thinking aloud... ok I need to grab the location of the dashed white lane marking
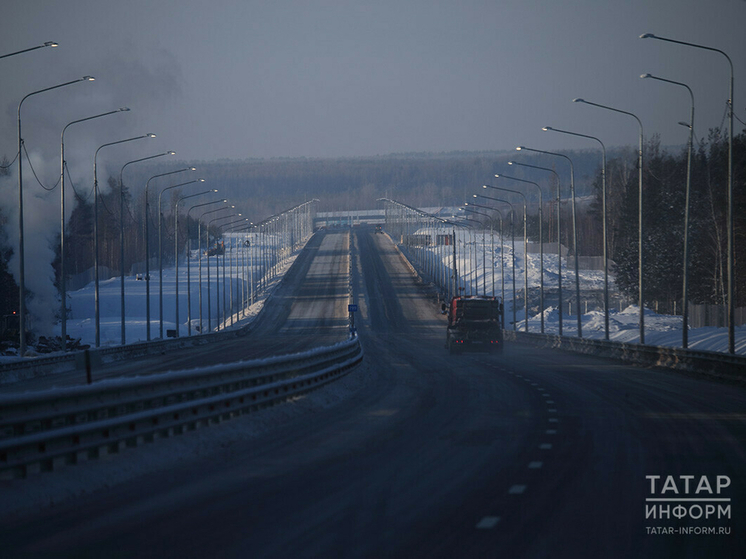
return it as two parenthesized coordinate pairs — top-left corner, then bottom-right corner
(539, 443), (553, 449)
(542, 393), (551, 397)
(546, 429), (557, 434)
(528, 461), (543, 469)
(546, 400), (555, 404)
(548, 418), (559, 423)
(508, 485), (527, 494)
(548, 408), (557, 413)
(476, 516), (501, 529)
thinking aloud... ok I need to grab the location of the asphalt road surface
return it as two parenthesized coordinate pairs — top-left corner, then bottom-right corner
(1, 226), (744, 558)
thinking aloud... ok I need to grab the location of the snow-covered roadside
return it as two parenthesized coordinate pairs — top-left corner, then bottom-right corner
(407, 227), (746, 355)
(522, 305), (746, 354)
(1, 233), (304, 363)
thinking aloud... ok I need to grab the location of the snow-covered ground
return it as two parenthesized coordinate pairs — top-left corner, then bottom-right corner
(407, 227), (746, 354)
(2, 232), (299, 361)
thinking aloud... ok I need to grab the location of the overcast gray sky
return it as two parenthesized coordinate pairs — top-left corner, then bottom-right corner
(2, 0), (745, 169)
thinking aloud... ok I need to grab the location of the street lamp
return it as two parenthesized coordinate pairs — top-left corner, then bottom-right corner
(198, 204), (231, 333)
(462, 206), (492, 297)
(59, 107), (129, 350)
(218, 218), (249, 327)
(467, 201), (505, 313)
(641, 32), (735, 353)
(455, 212), (479, 296)
(475, 193), (518, 330)
(207, 213), (239, 330)
(93, 132), (156, 347)
(495, 173), (546, 333)
(640, 73), (695, 349)
(158, 178), (204, 338)
(508, 160), (564, 336)
(186, 199), (224, 335)
(485, 184), (529, 332)
(572, 99), (643, 343)
(542, 126), (609, 340)
(144, 167), (196, 340)
(517, 146), (582, 337)
(459, 208), (483, 295)
(173, 189), (215, 337)
(230, 223), (257, 318)
(0, 41), (58, 59)
(119, 151), (175, 345)
(17, 75), (95, 355)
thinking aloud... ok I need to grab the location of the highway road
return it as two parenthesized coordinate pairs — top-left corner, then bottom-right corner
(1, 226), (744, 558)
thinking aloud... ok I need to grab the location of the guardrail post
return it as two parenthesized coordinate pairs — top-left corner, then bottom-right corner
(85, 350), (92, 385)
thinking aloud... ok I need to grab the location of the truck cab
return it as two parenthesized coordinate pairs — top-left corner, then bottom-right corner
(446, 296), (504, 354)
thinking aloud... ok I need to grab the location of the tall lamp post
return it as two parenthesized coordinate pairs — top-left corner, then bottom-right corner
(572, 100), (643, 343)
(495, 174), (546, 333)
(173, 189), (215, 337)
(217, 218), (249, 327)
(467, 201), (505, 308)
(462, 207), (492, 297)
(59, 106), (129, 351)
(640, 73), (695, 349)
(144, 167), (197, 340)
(484, 184), (529, 332)
(454, 213), (480, 296)
(475, 194), (518, 330)
(508, 160), (564, 336)
(186, 199), (224, 335)
(17, 75), (95, 355)
(198, 205), (231, 333)
(119, 151), (175, 345)
(93, 133), (156, 347)
(542, 126), (609, 340)
(207, 213), (239, 331)
(1, 41), (57, 59)
(517, 146), (582, 337)
(157, 178), (204, 338)
(640, 33), (735, 354)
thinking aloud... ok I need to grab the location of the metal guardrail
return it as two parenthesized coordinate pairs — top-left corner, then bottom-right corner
(0, 322), (247, 384)
(504, 330), (746, 380)
(0, 336), (363, 479)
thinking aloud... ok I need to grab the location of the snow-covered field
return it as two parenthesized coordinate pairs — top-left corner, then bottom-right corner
(2, 232), (296, 360)
(407, 228), (746, 354)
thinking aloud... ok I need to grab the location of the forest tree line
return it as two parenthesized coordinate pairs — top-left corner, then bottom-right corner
(1, 132), (743, 320)
(513, 129), (745, 308)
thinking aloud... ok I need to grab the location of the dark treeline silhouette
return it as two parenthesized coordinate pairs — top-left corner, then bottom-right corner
(2, 136), (742, 320)
(588, 128), (745, 307)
